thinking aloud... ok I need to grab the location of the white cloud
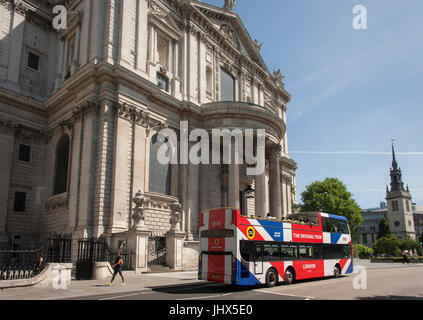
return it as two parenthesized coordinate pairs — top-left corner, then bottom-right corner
(290, 151), (423, 155)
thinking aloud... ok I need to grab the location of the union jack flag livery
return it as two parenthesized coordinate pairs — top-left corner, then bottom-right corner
(199, 208), (353, 287)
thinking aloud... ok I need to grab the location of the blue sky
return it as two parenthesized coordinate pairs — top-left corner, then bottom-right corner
(203, 0), (423, 209)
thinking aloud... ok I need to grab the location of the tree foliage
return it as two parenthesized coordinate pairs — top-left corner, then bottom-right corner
(300, 178), (362, 240)
(377, 216), (391, 239)
(352, 244), (374, 259)
(373, 236), (401, 256)
(399, 238), (421, 254)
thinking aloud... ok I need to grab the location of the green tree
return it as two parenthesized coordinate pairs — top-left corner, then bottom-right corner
(377, 216), (391, 239)
(399, 238), (420, 253)
(300, 178), (362, 241)
(373, 236), (401, 256)
(352, 244), (374, 259)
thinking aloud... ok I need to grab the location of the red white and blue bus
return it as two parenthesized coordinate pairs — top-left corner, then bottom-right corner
(198, 208), (353, 287)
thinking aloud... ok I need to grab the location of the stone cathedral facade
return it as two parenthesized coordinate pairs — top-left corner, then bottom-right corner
(0, 0), (297, 269)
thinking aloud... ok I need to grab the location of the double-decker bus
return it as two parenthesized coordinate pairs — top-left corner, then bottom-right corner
(198, 208), (353, 287)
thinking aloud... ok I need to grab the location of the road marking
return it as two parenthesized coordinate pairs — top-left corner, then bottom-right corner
(177, 293), (233, 300)
(98, 291), (152, 300)
(97, 283), (215, 300)
(255, 289), (315, 300)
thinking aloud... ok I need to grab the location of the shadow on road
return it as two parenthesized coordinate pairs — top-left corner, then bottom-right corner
(148, 282), (256, 295)
(147, 275), (347, 295)
(357, 295), (423, 300)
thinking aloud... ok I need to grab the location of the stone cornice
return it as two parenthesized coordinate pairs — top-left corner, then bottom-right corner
(115, 101), (172, 136)
(1, 0), (53, 22)
(50, 99), (100, 133)
(0, 117), (51, 143)
(0, 118), (19, 135)
(280, 155), (298, 170)
(142, 191), (179, 211)
(15, 125), (50, 143)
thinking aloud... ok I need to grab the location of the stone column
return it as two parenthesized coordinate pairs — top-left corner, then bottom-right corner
(268, 145), (282, 219)
(255, 174), (266, 217)
(184, 141), (195, 241)
(62, 39), (68, 80)
(166, 200), (186, 270)
(287, 181), (292, 217)
(221, 165), (228, 207)
(199, 164), (210, 211)
(227, 142), (240, 209)
(7, 9), (25, 88)
(55, 39), (65, 90)
(280, 178), (287, 218)
(71, 22), (81, 74)
(0, 121), (18, 241)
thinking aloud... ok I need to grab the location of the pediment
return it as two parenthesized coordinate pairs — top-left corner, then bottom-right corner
(192, 1), (269, 72)
(148, 0), (181, 38)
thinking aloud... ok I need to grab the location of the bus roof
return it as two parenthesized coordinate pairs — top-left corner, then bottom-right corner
(323, 213), (348, 222)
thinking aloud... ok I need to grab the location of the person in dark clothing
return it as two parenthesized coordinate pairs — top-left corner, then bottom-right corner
(402, 250), (409, 264)
(35, 253), (43, 274)
(107, 251), (125, 286)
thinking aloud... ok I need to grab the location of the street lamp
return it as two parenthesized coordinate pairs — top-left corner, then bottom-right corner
(243, 185), (255, 199)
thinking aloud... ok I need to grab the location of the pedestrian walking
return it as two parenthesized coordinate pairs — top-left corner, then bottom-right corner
(107, 251), (125, 286)
(402, 250), (409, 264)
(35, 252), (43, 274)
(413, 250), (419, 264)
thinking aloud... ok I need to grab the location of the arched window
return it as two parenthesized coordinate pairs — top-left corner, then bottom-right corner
(149, 133), (170, 195)
(220, 68), (235, 101)
(53, 134), (70, 195)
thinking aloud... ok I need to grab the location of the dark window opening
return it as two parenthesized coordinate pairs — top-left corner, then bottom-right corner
(392, 200), (399, 212)
(53, 135), (70, 195)
(156, 73), (169, 92)
(220, 68), (235, 101)
(13, 192), (27, 212)
(27, 52), (40, 70)
(149, 133), (170, 195)
(322, 244), (351, 259)
(18, 144), (31, 162)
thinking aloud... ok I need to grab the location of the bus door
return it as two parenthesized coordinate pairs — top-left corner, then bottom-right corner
(254, 242), (263, 275)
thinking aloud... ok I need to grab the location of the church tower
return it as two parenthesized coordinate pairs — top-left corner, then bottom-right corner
(385, 142), (415, 239)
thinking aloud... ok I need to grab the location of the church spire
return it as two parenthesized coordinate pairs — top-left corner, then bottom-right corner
(388, 140), (405, 192)
(391, 141), (398, 170)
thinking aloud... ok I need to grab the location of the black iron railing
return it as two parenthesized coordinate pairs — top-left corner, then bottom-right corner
(0, 234), (72, 281)
(77, 237), (133, 271)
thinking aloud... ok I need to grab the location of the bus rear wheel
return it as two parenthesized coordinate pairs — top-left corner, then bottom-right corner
(265, 269), (278, 288)
(284, 268), (294, 285)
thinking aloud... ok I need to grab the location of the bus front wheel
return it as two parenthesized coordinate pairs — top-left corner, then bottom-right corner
(284, 268), (294, 285)
(265, 269), (278, 287)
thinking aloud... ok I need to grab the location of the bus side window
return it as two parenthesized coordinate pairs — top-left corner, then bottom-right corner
(321, 217), (329, 232)
(240, 241), (254, 262)
(281, 244), (295, 259)
(338, 220), (349, 234)
(255, 243), (263, 261)
(313, 244), (322, 259)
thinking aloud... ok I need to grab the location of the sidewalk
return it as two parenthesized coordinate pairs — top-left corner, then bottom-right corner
(354, 259), (423, 269)
(0, 271), (204, 300)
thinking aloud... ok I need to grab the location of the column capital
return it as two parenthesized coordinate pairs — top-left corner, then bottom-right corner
(267, 143), (282, 159)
